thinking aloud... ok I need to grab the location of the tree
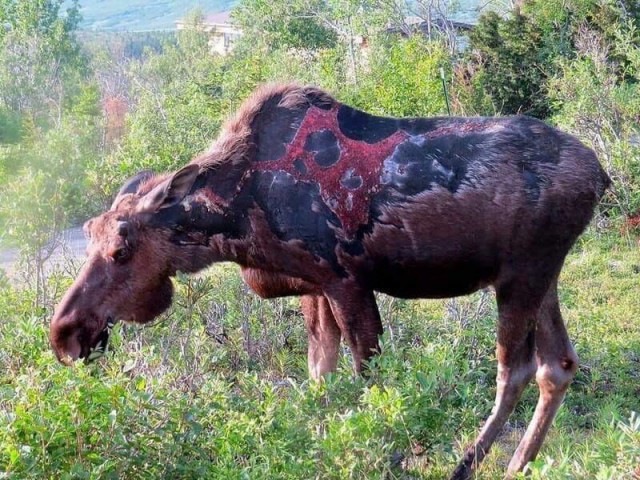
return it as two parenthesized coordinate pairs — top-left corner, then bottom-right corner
(233, 0), (338, 50)
(233, 0), (403, 83)
(466, 11), (551, 117)
(464, 0), (640, 118)
(0, 0), (84, 129)
(98, 21), (225, 197)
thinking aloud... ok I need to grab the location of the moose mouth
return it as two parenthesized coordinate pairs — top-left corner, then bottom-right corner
(85, 317), (115, 364)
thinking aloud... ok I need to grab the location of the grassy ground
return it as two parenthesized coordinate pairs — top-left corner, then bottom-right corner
(0, 229), (639, 479)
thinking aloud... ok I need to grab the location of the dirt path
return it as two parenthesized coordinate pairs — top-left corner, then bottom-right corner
(0, 227), (87, 276)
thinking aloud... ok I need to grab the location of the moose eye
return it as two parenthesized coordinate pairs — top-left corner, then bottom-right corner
(112, 247), (131, 264)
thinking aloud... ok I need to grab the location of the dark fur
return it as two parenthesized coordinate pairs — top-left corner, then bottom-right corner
(50, 83), (609, 479)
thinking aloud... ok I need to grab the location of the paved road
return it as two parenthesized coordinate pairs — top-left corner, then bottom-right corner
(0, 226), (87, 276)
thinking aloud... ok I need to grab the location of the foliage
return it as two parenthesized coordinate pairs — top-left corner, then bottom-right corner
(548, 22), (640, 216)
(0, 89), (103, 242)
(233, 0), (403, 83)
(0, 106), (21, 143)
(97, 25), (223, 197)
(0, 233), (639, 478)
(0, 0), (102, 293)
(234, 0), (402, 52)
(465, 0), (640, 118)
(0, 108), (102, 304)
(350, 36), (450, 117)
(465, 10), (557, 117)
(0, 0), (85, 128)
(233, 0), (338, 50)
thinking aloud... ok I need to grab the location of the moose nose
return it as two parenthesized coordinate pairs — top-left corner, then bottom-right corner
(58, 353), (76, 367)
(49, 305), (84, 366)
(49, 322), (82, 366)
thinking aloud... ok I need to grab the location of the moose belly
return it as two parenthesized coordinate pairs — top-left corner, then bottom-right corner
(368, 258), (496, 299)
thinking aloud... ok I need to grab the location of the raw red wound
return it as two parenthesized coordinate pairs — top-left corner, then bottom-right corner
(252, 105), (408, 238)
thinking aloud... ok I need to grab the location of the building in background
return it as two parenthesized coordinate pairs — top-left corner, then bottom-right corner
(176, 11), (473, 57)
(176, 12), (242, 56)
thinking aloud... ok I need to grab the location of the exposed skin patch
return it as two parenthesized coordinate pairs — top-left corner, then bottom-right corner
(181, 190), (226, 214)
(248, 110), (510, 240)
(250, 105), (409, 238)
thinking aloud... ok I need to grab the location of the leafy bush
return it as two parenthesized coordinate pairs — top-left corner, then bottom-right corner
(548, 23), (640, 216)
(349, 36), (450, 117)
(464, 0), (640, 118)
(1, 232), (639, 479)
(465, 11), (553, 117)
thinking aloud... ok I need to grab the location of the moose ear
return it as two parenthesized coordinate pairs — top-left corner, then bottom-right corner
(111, 170), (155, 210)
(136, 164), (200, 213)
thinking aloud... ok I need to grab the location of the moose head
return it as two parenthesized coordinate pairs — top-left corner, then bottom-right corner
(49, 164), (223, 364)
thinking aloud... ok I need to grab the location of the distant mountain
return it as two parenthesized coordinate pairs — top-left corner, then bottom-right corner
(67, 1), (237, 31)
(66, 0), (483, 32)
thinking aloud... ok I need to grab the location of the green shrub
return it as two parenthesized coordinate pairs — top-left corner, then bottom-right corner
(1, 232), (638, 478)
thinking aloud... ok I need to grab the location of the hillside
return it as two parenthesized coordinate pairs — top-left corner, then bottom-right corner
(67, 0), (483, 31)
(66, 0), (237, 31)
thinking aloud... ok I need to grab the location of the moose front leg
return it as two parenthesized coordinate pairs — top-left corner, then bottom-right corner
(301, 295), (342, 380)
(324, 283), (383, 373)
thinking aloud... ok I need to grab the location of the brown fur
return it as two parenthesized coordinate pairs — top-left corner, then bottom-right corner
(191, 83), (334, 170)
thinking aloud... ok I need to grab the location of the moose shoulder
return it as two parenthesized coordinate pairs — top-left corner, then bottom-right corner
(50, 83), (609, 479)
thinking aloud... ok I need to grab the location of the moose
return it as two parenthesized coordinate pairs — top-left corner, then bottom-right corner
(50, 83), (609, 479)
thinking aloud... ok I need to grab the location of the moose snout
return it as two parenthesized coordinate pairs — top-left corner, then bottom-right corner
(49, 317), (83, 365)
(50, 304), (114, 366)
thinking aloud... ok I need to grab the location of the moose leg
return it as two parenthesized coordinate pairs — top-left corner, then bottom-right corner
(451, 289), (538, 480)
(506, 282), (578, 476)
(324, 284), (382, 373)
(301, 295), (342, 380)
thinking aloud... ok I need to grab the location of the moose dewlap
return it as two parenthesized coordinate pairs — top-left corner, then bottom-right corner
(49, 83), (609, 479)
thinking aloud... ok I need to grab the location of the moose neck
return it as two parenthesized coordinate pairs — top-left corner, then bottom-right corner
(146, 165), (253, 274)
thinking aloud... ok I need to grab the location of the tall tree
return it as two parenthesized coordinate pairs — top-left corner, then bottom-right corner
(0, 0), (84, 129)
(233, 0), (403, 82)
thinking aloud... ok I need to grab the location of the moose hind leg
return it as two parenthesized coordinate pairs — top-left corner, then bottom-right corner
(301, 295), (342, 380)
(451, 290), (538, 480)
(324, 283), (383, 374)
(506, 282), (578, 476)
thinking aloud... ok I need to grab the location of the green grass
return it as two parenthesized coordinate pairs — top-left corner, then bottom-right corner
(0, 230), (639, 479)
